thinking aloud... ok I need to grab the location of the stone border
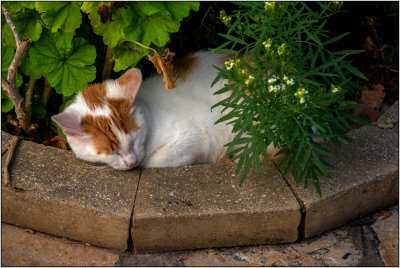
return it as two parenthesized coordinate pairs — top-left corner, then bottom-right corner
(1, 102), (398, 253)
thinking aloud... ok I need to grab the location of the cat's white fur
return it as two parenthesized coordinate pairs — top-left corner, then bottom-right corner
(53, 51), (238, 170)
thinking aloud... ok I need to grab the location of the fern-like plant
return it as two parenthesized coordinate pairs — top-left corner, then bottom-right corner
(212, 1), (369, 196)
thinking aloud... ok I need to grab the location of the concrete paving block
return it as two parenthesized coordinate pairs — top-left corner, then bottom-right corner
(132, 163), (301, 252)
(283, 125), (398, 238)
(1, 131), (139, 251)
(1, 223), (119, 266)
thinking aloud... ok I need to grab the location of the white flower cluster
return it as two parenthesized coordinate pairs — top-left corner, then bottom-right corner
(283, 75), (294, 86)
(224, 59), (235, 71)
(245, 75), (255, 86)
(267, 75), (296, 94)
(262, 38), (272, 51)
(331, 84), (342, 94)
(294, 87), (308, 104)
(277, 43), (286, 56)
(222, 16), (231, 25)
(220, 10), (231, 26)
(264, 2), (276, 10)
(268, 77), (281, 93)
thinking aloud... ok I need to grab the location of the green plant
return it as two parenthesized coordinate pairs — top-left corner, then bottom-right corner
(212, 1), (370, 196)
(1, 1), (199, 134)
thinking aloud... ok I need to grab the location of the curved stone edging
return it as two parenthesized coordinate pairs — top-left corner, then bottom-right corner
(1, 102), (398, 252)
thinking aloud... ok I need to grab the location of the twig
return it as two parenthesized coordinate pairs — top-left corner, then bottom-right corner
(41, 79), (52, 106)
(1, 6), (33, 134)
(24, 77), (37, 127)
(2, 135), (24, 192)
(121, 40), (177, 89)
(102, 46), (114, 81)
(369, 65), (399, 73)
(2, 6), (21, 44)
(132, 41), (158, 55)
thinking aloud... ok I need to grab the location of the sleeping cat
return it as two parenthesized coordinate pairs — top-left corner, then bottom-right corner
(52, 51), (278, 170)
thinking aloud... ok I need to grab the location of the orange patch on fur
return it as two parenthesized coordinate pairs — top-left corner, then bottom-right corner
(80, 83), (107, 111)
(218, 155), (233, 164)
(173, 53), (199, 81)
(118, 69), (141, 88)
(107, 98), (139, 133)
(81, 114), (119, 154)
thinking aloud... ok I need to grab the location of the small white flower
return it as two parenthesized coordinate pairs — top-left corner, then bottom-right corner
(268, 77), (277, 84)
(295, 87), (308, 103)
(277, 43), (286, 56)
(245, 75), (255, 86)
(262, 41), (271, 49)
(225, 59), (234, 71)
(331, 84), (342, 94)
(222, 16), (231, 25)
(264, 1), (275, 10)
(268, 85), (278, 93)
(287, 78), (294, 86)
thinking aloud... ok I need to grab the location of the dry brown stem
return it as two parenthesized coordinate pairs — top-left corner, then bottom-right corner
(123, 40), (177, 90)
(1, 6), (34, 135)
(148, 48), (176, 90)
(2, 135), (24, 192)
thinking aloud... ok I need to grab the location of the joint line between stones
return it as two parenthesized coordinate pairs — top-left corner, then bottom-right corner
(126, 168), (143, 252)
(273, 161), (306, 241)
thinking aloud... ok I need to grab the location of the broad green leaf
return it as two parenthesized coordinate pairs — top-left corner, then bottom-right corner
(30, 30), (96, 96)
(2, 1), (35, 13)
(20, 48), (43, 79)
(81, 2), (104, 27)
(92, 7), (126, 47)
(36, 2), (82, 32)
(1, 93), (14, 113)
(124, 4), (180, 47)
(2, 10), (43, 49)
(112, 45), (146, 72)
(132, 2), (199, 23)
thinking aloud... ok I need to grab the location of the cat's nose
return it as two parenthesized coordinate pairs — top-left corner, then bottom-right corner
(122, 155), (138, 168)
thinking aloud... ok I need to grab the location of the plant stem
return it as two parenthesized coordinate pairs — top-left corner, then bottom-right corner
(1, 6), (33, 135)
(24, 77), (37, 128)
(102, 46), (114, 81)
(2, 135), (24, 192)
(41, 79), (52, 107)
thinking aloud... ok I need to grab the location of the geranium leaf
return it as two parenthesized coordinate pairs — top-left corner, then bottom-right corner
(92, 6), (126, 47)
(35, 2), (82, 32)
(30, 30), (96, 96)
(1, 93), (14, 113)
(20, 47), (43, 79)
(2, 2), (35, 13)
(81, 2), (102, 27)
(133, 2), (200, 22)
(2, 10), (43, 49)
(124, 4), (180, 47)
(112, 44), (146, 72)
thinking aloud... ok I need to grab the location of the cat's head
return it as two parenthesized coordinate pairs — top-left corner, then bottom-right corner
(52, 68), (147, 170)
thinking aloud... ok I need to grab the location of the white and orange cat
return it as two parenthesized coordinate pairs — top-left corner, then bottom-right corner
(52, 51), (278, 170)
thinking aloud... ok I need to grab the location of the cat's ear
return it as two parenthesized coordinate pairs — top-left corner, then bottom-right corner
(52, 111), (85, 137)
(117, 68), (142, 103)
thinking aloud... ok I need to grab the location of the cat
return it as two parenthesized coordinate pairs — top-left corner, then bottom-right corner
(52, 51), (279, 170)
